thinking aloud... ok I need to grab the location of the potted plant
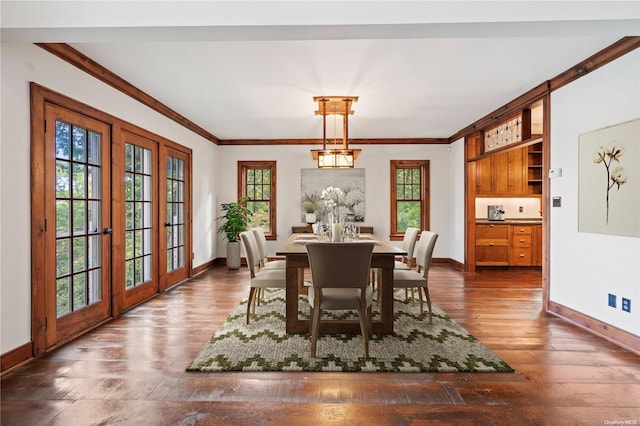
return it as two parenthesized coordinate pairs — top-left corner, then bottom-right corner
(216, 196), (251, 269)
(300, 197), (317, 224)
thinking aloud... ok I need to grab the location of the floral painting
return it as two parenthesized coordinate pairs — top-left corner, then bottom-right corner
(578, 118), (639, 238)
(301, 169), (365, 222)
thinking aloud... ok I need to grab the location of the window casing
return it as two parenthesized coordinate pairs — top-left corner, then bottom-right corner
(390, 160), (430, 240)
(238, 161), (277, 239)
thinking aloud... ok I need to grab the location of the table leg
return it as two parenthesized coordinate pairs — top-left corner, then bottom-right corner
(378, 265), (394, 334)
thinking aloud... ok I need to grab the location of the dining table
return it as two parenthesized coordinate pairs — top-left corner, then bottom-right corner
(276, 233), (406, 335)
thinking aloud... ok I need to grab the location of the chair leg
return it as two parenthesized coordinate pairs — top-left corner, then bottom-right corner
(246, 287), (258, 324)
(422, 286), (432, 324)
(310, 301), (322, 358)
(417, 287), (424, 314)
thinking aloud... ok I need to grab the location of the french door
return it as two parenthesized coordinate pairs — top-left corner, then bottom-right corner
(116, 132), (159, 310)
(43, 104), (112, 349)
(160, 147), (191, 289)
(32, 84), (193, 355)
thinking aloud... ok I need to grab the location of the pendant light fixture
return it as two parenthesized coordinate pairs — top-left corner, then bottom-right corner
(310, 96), (360, 168)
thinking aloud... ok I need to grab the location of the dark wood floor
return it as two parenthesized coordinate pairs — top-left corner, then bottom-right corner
(2, 265), (639, 425)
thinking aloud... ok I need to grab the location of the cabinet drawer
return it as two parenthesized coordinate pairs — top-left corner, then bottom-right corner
(512, 247), (533, 266)
(476, 225), (509, 240)
(512, 226), (532, 235)
(476, 245), (509, 265)
(512, 235), (532, 248)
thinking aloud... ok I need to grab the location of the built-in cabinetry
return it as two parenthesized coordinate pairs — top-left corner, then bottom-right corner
(475, 144), (542, 196)
(526, 142), (543, 195)
(475, 224), (510, 266)
(475, 148), (528, 196)
(476, 223), (542, 267)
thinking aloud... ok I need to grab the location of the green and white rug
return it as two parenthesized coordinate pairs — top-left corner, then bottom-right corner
(187, 289), (513, 373)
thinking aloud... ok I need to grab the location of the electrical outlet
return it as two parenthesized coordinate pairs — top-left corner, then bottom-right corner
(622, 298), (631, 313)
(608, 293), (616, 308)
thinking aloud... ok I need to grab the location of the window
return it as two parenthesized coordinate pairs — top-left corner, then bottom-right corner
(390, 160), (430, 240)
(238, 161), (277, 238)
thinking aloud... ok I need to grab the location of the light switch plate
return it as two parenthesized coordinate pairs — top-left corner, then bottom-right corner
(552, 196), (562, 207)
(549, 168), (563, 179)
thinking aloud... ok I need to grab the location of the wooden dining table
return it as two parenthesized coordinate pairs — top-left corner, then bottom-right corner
(276, 233), (406, 335)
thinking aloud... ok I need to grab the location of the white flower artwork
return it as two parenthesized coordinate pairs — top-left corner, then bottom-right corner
(579, 118), (639, 237)
(301, 169), (366, 222)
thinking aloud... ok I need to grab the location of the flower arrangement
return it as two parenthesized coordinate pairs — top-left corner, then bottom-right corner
(594, 144), (627, 224)
(320, 186), (344, 214)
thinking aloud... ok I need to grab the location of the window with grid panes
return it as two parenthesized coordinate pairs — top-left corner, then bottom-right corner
(390, 160), (430, 239)
(238, 161), (277, 238)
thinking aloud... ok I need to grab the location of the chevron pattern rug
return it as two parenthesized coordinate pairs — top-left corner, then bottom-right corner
(187, 288), (513, 373)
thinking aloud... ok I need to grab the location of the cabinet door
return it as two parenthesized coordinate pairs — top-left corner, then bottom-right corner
(492, 151), (510, 195)
(508, 148), (526, 195)
(475, 156), (493, 195)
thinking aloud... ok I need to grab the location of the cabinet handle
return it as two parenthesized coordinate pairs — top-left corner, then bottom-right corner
(519, 238), (525, 242)
(489, 243), (494, 246)
(519, 228), (525, 232)
(520, 254), (525, 257)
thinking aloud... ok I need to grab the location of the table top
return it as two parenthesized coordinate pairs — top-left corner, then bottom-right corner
(276, 233), (406, 256)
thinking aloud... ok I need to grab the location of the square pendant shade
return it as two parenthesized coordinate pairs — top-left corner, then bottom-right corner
(310, 149), (362, 168)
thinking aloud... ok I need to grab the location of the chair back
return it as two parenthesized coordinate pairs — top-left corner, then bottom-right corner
(414, 231), (438, 277)
(251, 227), (269, 265)
(402, 227), (420, 267)
(239, 231), (260, 277)
(306, 242), (374, 290)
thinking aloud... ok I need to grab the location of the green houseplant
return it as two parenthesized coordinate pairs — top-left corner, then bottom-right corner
(216, 196), (251, 269)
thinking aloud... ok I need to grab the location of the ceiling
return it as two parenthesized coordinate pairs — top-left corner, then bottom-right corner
(2, 1), (639, 142)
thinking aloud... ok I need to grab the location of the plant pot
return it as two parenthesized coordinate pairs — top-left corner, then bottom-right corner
(305, 212), (317, 224)
(227, 241), (241, 270)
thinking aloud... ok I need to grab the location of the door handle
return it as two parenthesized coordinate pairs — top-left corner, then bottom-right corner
(164, 222), (172, 227)
(103, 227), (112, 235)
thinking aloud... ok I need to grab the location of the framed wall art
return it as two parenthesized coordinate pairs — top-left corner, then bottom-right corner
(301, 168), (366, 222)
(578, 117), (639, 238)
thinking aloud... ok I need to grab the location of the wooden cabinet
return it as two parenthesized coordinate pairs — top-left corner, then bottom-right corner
(476, 223), (542, 267)
(475, 148), (526, 196)
(527, 142), (543, 195)
(475, 224), (510, 266)
(511, 225), (533, 266)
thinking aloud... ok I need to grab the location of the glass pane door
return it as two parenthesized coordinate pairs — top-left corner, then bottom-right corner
(161, 147), (190, 289)
(44, 105), (111, 348)
(119, 132), (158, 309)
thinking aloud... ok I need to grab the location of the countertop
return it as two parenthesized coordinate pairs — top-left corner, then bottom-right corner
(476, 218), (542, 225)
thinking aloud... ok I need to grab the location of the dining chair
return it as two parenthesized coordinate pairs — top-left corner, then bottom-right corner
(251, 227), (286, 270)
(306, 241), (375, 358)
(392, 230), (439, 324)
(239, 230), (286, 324)
(372, 226), (420, 301)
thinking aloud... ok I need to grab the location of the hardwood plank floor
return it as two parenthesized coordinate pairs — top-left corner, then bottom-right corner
(2, 265), (639, 425)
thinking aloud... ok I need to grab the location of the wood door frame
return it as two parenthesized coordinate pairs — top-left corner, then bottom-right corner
(30, 83), (194, 356)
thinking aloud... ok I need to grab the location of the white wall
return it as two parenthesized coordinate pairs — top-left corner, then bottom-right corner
(215, 143), (453, 260)
(550, 50), (640, 336)
(0, 43), (218, 353)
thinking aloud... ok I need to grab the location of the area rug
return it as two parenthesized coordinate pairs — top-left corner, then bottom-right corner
(187, 288), (513, 373)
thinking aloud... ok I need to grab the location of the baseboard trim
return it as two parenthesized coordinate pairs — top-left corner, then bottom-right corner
(432, 257), (465, 271)
(192, 259), (216, 276)
(1, 342), (33, 376)
(548, 300), (639, 355)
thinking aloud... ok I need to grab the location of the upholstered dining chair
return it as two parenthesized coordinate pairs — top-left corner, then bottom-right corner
(239, 230), (286, 324)
(251, 227), (286, 270)
(392, 231), (439, 324)
(372, 226), (420, 300)
(396, 226), (420, 269)
(305, 242), (375, 358)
